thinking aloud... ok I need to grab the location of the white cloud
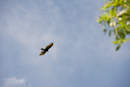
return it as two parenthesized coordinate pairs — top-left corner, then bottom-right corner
(1, 77), (32, 87)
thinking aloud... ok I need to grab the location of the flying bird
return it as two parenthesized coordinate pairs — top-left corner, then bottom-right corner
(39, 43), (53, 56)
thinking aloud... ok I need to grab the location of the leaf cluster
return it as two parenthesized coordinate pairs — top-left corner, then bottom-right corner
(97, 0), (130, 51)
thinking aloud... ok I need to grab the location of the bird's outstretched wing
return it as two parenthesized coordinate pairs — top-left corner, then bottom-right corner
(39, 50), (46, 56)
(39, 43), (53, 56)
(45, 43), (53, 51)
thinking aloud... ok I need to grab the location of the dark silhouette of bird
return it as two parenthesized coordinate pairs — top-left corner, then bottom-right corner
(39, 43), (53, 56)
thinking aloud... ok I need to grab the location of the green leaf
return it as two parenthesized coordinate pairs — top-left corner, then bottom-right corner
(118, 31), (125, 39)
(116, 45), (121, 51)
(103, 29), (107, 33)
(113, 40), (121, 44)
(97, 0), (130, 51)
(107, 19), (110, 26)
(109, 30), (111, 36)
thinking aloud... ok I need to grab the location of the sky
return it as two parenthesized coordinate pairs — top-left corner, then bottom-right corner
(0, 0), (130, 87)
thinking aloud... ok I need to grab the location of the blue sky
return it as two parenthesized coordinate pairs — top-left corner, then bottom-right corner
(0, 0), (130, 87)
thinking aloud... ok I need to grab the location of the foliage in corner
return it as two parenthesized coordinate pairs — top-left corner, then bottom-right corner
(97, 0), (130, 51)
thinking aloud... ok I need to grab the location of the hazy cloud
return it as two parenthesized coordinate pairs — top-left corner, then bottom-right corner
(1, 77), (32, 87)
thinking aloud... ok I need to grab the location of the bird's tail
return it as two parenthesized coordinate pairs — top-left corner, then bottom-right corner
(41, 48), (45, 50)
